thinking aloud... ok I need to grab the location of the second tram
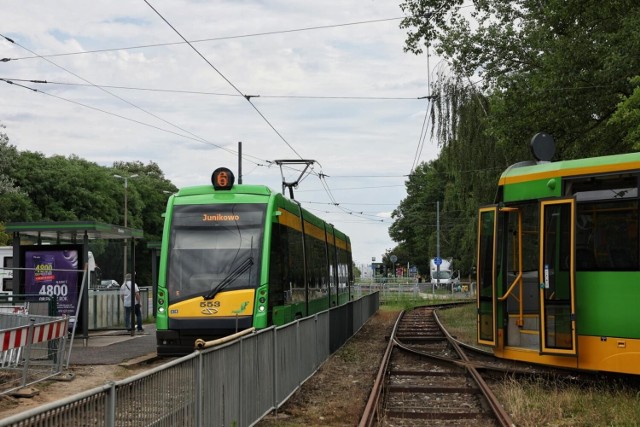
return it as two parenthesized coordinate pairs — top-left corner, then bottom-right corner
(477, 148), (640, 375)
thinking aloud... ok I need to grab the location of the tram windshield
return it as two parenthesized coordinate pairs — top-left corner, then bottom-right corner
(167, 203), (265, 301)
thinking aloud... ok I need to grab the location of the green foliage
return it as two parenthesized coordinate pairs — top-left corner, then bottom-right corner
(352, 263), (361, 278)
(389, 79), (503, 275)
(400, 0), (640, 157)
(390, 1), (640, 274)
(609, 76), (640, 150)
(0, 124), (178, 286)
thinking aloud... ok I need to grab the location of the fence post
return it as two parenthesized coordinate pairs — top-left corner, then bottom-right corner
(315, 314), (319, 370)
(239, 337), (244, 427)
(20, 319), (36, 387)
(296, 320), (301, 387)
(54, 325), (67, 372)
(105, 381), (116, 427)
(272, 327), (278, 414)
(195, 352), (203, 427)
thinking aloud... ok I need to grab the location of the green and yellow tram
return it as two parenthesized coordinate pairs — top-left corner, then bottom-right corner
(156, 168), (353, 355)
(477, 148), (640, 375)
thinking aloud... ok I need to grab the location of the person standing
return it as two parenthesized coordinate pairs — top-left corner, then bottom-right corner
(120, 273), (143, 332)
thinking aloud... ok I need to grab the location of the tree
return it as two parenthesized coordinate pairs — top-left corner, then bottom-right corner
(0, 125), (38, 243)
(609, 76), (640, 150)
(0, 126), (179, 287)
(389, 160), (445, 276)
(390, 1), (640, 277)
(0, 124), (19, 195)
(400, 0), (640, 157)
(110, 161), (178, 286)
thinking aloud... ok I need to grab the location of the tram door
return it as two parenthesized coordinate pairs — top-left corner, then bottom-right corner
(477, 207), (497, 346)
(539, 199), (577, 355)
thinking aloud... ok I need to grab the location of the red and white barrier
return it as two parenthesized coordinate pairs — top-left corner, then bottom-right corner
(0, 328), (28, 352)
(0, 317), (68, 352)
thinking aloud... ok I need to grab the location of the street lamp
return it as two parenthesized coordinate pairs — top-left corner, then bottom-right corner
(114, 173), (139, 284)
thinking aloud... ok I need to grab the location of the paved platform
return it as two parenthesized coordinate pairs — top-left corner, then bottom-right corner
(67, 324), (158, 365)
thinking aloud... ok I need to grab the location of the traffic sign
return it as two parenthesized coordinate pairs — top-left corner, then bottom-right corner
(434, 257), (442, 266)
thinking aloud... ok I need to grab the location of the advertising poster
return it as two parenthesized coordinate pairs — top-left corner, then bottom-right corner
(24, 247), (81, 317)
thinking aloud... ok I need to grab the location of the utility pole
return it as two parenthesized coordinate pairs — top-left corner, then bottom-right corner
(113, 173), (139, 284)
(238, 141), (243, 184)
(436, 200), (440, 292)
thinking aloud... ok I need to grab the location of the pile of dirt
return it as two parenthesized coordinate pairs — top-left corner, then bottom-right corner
(0, 364), (152, 418)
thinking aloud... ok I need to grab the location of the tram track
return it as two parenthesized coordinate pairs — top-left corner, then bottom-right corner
(360, 305), (515, 427)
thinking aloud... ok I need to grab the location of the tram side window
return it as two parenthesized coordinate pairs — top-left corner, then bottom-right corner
(570, 176), (639, 271)
(270, 220), (305, 305)
(327, 237), (337, 286)
(268, 223), (286, 308)
(336, 247), (350, 289)
(504, 203), (539, 275)
(305, 234), (328, 300)
(287, 226), (306, 302)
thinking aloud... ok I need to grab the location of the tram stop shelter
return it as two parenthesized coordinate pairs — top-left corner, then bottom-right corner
(4, 221), (144, 341)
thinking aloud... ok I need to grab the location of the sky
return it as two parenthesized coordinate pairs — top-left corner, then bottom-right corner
(0, 1), (441, 270)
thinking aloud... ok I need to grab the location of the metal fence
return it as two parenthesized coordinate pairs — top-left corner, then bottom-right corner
(0, 313), (68, 395)
(353, 281), (476, 304)
(87, 289), (151, 329)
(0, 292), (379, 427)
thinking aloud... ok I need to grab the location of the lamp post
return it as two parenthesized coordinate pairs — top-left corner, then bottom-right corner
(113, 173), (138, 284)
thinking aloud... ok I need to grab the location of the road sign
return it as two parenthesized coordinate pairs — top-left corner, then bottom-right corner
(390, 255), (397, 263)
(434, 257), (442, 266)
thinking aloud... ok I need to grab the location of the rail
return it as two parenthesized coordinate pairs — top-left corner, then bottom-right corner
(360, 304), (515, 426)
(358, 309), (403, 427)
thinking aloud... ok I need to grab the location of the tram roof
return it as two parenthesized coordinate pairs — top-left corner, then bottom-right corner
(499, 152), (640, 186)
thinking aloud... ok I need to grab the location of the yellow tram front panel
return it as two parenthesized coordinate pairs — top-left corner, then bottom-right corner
(168, 289), (255, 319)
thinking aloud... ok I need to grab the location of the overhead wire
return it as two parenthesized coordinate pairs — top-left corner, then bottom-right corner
(1, 10), (428, 228)
(138, 1), (393, 223)
(2, 17), (405, 62)
(0, 33), (269, 166)
(2, 27), (410, 227)
(0, 77), (261, 163)
(142, 0), (303, 159)
(410, 98), (433, 174)
(410, 50), (433, 174)
(296, 184), (405, 192)
(0, 78), (425, 100)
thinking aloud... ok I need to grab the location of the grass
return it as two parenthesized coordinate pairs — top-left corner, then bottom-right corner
(436, 303), (640, 426)
(495, 376), (640, 426)
(376, 288), (470, 312)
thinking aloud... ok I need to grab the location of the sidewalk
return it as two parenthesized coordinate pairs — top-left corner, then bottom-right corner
(67, 323), (158, 365)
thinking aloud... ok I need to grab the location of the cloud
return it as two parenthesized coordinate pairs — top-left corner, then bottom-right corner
(0, 0), (440, 264)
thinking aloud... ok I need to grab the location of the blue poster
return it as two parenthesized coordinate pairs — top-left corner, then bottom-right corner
(25, 249), (80, 317)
